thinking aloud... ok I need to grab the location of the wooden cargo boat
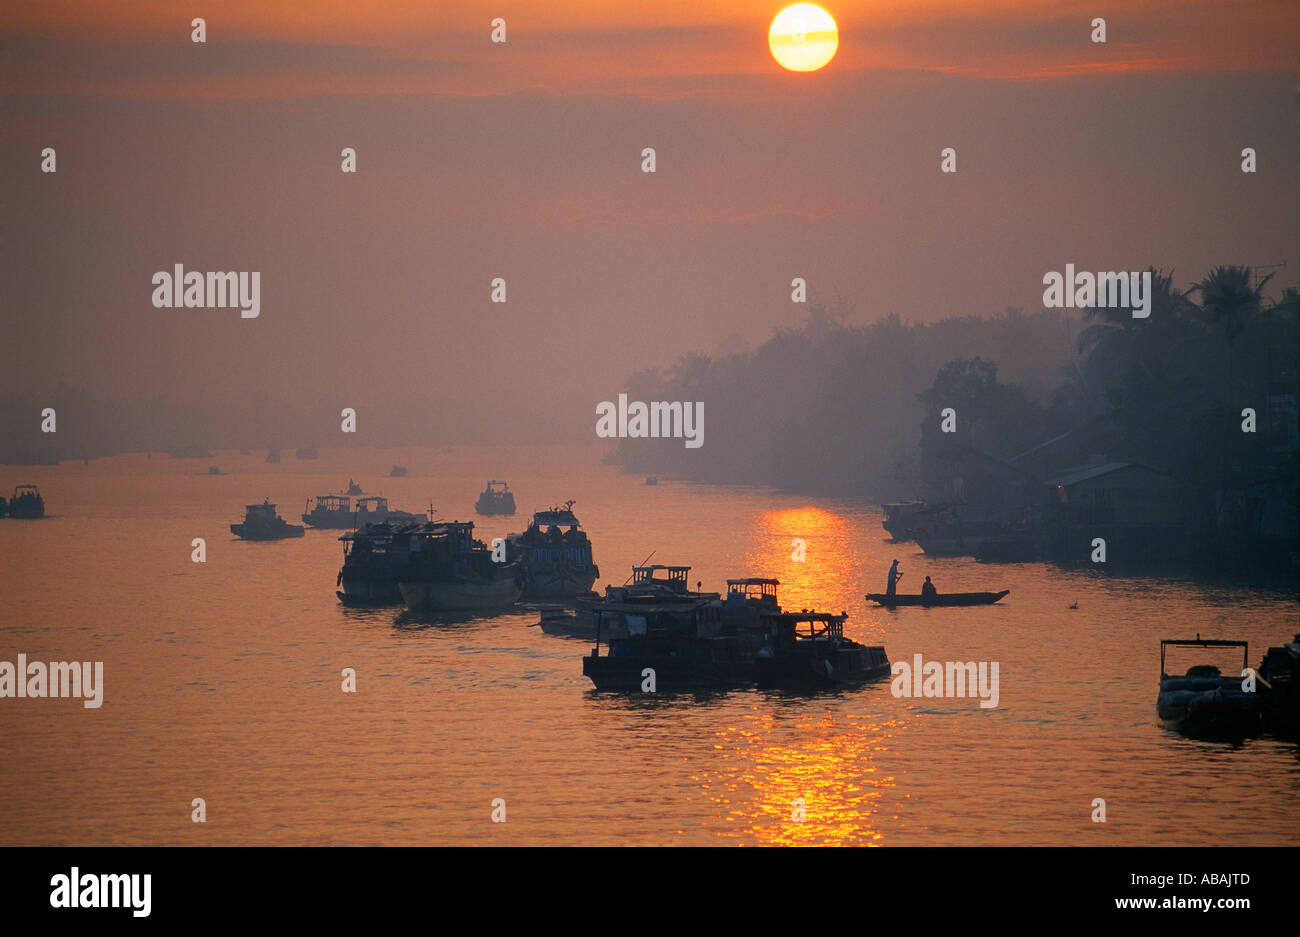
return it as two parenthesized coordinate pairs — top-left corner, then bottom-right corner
(507, 501), (599, 599)
(396, 520), (523, 612)
(7, 485), (45, 519)
(755, 612), (890, 688)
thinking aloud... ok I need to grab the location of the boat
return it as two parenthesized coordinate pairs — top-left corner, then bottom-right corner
(645, 476), (658, 486)
(0, 495), (6, 518)
(881, 501), (926, 541)
(295, 447), (319, 460)
(866, 590), (1010, 608)
(755, 612), (890, 688)
(549, 564), (718, 639)
(230, 500), (305, 540)
(396, 520), (524, 612)
(346, 478), (363, 496)
(475, 480), (516, 515)
(581, 594), (747, 691)
(304, 494), (420, 529)
(506, 501), (599, 599)
(1157, 637), (1260, 738)
(206, 465), (224, 476)
(1257, 633), (1299, 738)
(580, 576), (786, 690)
(389, 465), (408, 478)
(7, 485), (45, 519)
(336, 521), (421, 605)
(266, 449), (281, 463)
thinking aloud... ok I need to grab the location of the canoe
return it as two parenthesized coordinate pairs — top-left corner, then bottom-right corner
(865, 589), (1009, 608)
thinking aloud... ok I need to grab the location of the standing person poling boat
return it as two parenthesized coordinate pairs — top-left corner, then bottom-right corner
(886, 559), (903, 597)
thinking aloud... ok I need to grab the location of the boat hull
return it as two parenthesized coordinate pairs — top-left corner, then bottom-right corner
(756, 647), (891, 689)
(230, 523), (304, 540)
(866, 590), (1009, 608)
(582, 652), (732, 692)
(398, 576), (522, 612)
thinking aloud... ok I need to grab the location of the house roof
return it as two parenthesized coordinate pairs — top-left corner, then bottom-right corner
(1045, 461), (1169, 487)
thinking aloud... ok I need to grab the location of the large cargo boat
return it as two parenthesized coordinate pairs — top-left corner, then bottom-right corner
(336, 521), (419, 605)
(507, 501), (599, 599)
(755, 612), (890, 688)
(396, 520), (523, 612)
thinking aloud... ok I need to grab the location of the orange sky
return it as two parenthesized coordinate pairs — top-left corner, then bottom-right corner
(4, 0), (1296, 99)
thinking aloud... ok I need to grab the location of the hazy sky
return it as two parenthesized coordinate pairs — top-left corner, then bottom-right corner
(2, 1), (1295, 443)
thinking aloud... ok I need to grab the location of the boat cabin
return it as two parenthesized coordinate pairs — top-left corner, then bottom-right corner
(356, 496), (390, 513)
(1160, 637), (1249, 679)
(765, 611), (848, 643)
(629, 565), (692, 593)
(726, 578), (780, 610)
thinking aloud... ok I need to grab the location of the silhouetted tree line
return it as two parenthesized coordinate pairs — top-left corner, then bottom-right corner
(615, 267), (1300, 507)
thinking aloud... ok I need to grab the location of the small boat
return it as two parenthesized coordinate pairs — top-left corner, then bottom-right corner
(866, 590), (1009, 608)
(7, 485), (45, 519)
(266, 449), (281, 463)
(304, 494), (420, 529)
(755, 612), (890, 689)
(295, 447), (319, 460)
(506, 501), (599, 599)
(645, 476), (658, 486)
(206, 465), (224, 476)
(1157, 637), (1259, 738)
(475, 480), (516, 516)
(346, 478), (363, 496)
(230, 499), (305, 540)
(389, 465), (408, 478)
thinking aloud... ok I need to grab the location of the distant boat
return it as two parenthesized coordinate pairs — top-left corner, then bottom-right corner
(346, 478), (363, 495)
(475, 480), (516, 516)
(6, 485), (45, 519)
(302, 494), (419, 529)
(1157, 638), (1259, 738)
(266, 449), (281, 463)
(865, 590), (1010, 608)
(645, 476), (658, 486)
(206, 466), (224, 476)
(336, 521), (422, 606)
(295, 447), (319, 460)
(230, 500), (304, 540)
(389, 465), (408, 477)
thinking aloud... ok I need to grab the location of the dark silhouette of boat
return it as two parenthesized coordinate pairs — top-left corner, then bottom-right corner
(475, 480), (516, 515)
(206, 465), (224, 475)
(645, 476), (658, 486)
(755, 612), (890, 689)
(7, 485), (45, 519)
(1157, 637), (1259, 738)
(266, 449), (281, 463)
(389, 465), (408, 477)
(866, 589), (1009, 608)
(396, 520), (523, 612)
(346, 478), (363, 495)
(507, 501), (599, 598)
(581, 576), (789, 690)
(881, 500), (925, 540)
(303, 494), (421, 529)
(336, 521), (421, 605)
(1258, 633), (1299, 738)
(230, 500), (305, 540)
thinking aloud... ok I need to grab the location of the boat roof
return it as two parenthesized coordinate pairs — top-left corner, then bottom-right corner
(727, 578), (779, 586)
(763, 611), (847, 622)
(356, 496), (388, 505)
(1160, 638), (1248, 648)
(635, 564), (690, 572)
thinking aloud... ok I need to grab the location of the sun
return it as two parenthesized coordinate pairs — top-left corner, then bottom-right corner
(769, 3), (839, 72)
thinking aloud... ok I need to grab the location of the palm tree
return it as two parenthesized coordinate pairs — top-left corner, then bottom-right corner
(1191, 264), (1273, 404)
